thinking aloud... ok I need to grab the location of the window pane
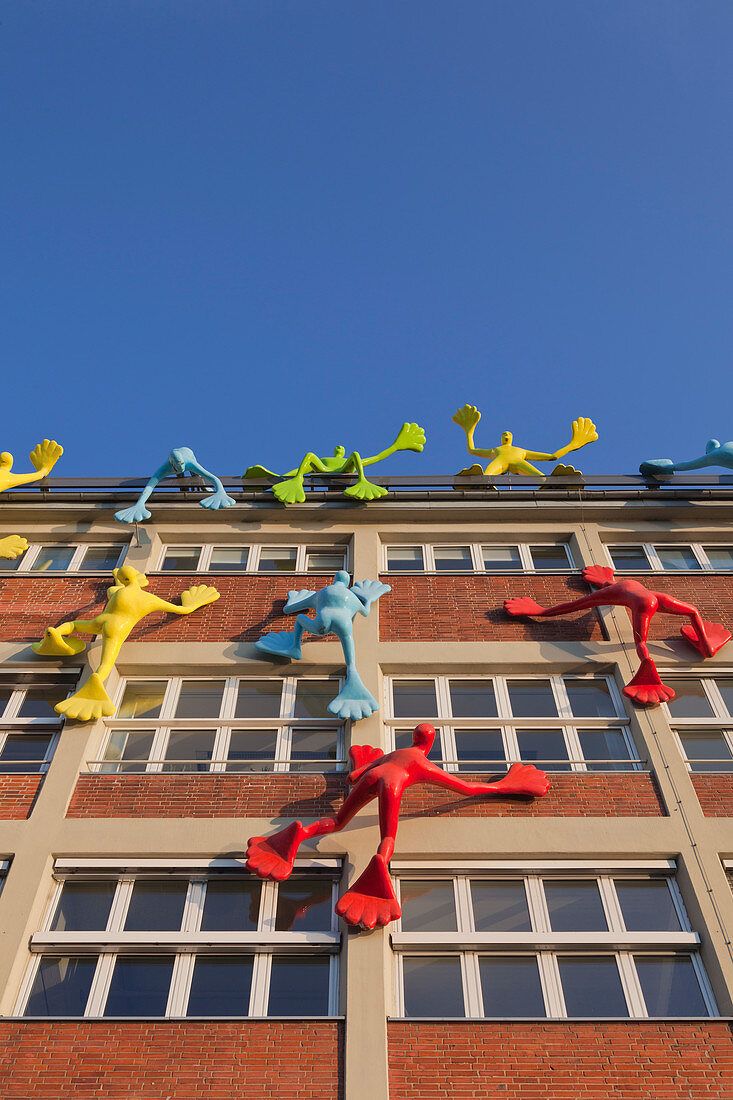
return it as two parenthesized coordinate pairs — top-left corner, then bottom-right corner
(258, 547), (297, 572)
(275, 877), (333, 932)
(399, 880), (457, 932)
(102, 729), (156, 773)
(289, 729), (338, 772)
(655, 546), (700, 571)
(482, 546), (522, 571)
(187, 956), (253, 1016)
(392, 680), (438, 718)
(714, 679), (733, 716)
(201, 880), (260, 931)
(558, 956), (628, 1017)
(80, 546), (124, 572)
(577, 728), (634, 770)
(51, 882), (116, 932)
(434, 546), (473, 571)
(471, 881), (531, 932)
(104, 956), (174, 1017)
(268, 956), (330, 1016)
(0, 556), (22, 572)
(545, 880), (607, 931)
(209, 547), (249, 572)
(507, 680), (557, 717)
(162, 730), (215, 772)
(665, 681), (714, 719)
(704, 546), (733, 571)
(17, 688), (59, 718)
(479, 957), (545, 1017)
(0, 734), (52, 772)
(161, 546), (201, 571)
(564, 679), (616, 718)
(616, 880), (681, 932)
(124, 881), (188, 931)
(30, 546), (75, 572)
(118, 681), (167, 720)
(387, 547), (424, 571)
(608, 546), (652, 572)
(449, 680), (497, 718)
(678, 732), (733, 772)
(294, 680), (337, 720)
(403, 957), (464, 1017)
(529, 545), (570, 571)
(226, 730), (278, 771)
(516, 729), (570, 770)
(307, 550), (346, 571)
(0, 689), (10, 716)
(454, 730), (505, 770)
(175, 680), (225, 718)
(24, 957), (95, 1016)
(235, 680), (282, 718)
(394, 728), (441, 761)
(635, 955), (708, 1017)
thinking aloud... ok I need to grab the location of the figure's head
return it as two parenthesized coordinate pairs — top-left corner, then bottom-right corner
(333, 446), (346, 459)
(412, 722), (436, 754)
(113, 564), (148, 588)
(0, 452), (13, 470)
(169, 447), (195, 476)
(501, 431), (513, 446)
(334, 569), (350, 586)
(706, 439), (721, 454)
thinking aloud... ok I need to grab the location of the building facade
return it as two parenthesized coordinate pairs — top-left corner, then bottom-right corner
(0, 472), (732, 1098)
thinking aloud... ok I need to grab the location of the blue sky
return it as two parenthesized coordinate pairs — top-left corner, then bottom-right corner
(1, 2), (731, 477)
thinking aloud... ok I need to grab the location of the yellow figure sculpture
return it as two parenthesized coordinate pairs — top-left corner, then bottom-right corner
(32, 565), (220, 721)
(452, 406), (598, 477)
(0, 535), (28, 561)
(0, 440), (63, 562)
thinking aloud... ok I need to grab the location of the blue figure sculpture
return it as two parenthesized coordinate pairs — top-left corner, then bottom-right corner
(115, 447), (236, 524)
(641, 439), (733, 479)
(255, 571), (390, 721)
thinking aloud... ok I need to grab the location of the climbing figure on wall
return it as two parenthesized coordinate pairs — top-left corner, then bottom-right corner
(114, 446), (235, 524)
(640, 438), (733, 478)
(0, 438), (63, 561)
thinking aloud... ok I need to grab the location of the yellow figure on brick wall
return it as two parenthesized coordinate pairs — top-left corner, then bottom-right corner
(0, 439), (64, 562)
(32, 565), (219, 721)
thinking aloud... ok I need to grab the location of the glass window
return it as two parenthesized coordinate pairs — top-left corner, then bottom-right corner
(0, 689), (10, 715)
(433, 546), (473, 571)
(394, 728), (442, 761)
(608, 546), (652, 572)
(479, 957), (545, 1017)
(507, 680), (557, 717)
(175, 680), (225, 718)
(117, 681), (167, 720)
(51, 882), (116, 932)
(0, 734), (53, 772)
(24, 956), (96, 1016)
(187, 956), (253, 1016)
(275, 877), (333, 932)
(160, 547), (201, 571)
(79, 546), (124, 572)
(258, 547), (297, 572)
(162, 730), (216, 772)
(704, 546), (733, 571)
(449, 680), (497, 718)
(226, 730), (278, 771)
(577, 728), (635, 771)
(307, 549), (346, 571)
(529, 545), (571, 571)
(655, 546), (700, 571)
(714, 679), (733, 715)
(267, 956), (330, 1016)
(201, 880), (260, 932)
(558, 956), (627, 1017)
(102, 729), (156, 773)
(516, 729), (570, 770)
(677, 732), (733, 772)
(564, 679), (616, 718)
(294, 681), (335, 720)
(124, 881), (188, 932)
(545, 881), (607, 932)
(289, 729), (338, 772)
(386, 547), (424, 571)
(104, 956), (175, 1017)
(616, 880), (681, 932)
(392, 681), (438, 718)
(17, 688), (59, 718)
(399, 881), (457, 933)
(235, 680), (282, 719)
(454, 730), (505, 770)
(209, 547), (249, 572)
(0, 555), (22, 572)
(635, 955), (708, 1017)
(402, 957), (464, 1017)
(665, 682), (715, 719)
(471, 881), (531, 932)
(482, 546), (522, 571)
(30, 546), (75, 572)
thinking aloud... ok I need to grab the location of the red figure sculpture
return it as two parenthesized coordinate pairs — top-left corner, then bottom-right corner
(505, 565), (731, 706)
(246, 723), (550, 929)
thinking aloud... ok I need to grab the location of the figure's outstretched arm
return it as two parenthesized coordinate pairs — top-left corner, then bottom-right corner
(665, 454), (718, 473)
(422, 759), (500, 796)
(149, 584), (220, 616)
(505, 590), (610, 618)
(523, 450), (556, 462)
(187, 460), (235, 509)
(362, 422), (426, 467)
(114, 461), (174, 523)
(5, 439), (65, 489)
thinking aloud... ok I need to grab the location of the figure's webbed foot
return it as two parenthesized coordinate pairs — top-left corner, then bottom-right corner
(114, 505), (152, 524)
(32, 628), (86, 658)
(504, 597), (546, 617)
(623, 659), (675, 706)
(681, 621), (732, 659)
(639, 459), (675, 478)
(343, 478), (387, 501)
(246, 822), (306, 881)
(272, 477), (306, 505)
(255, 631), (303, 661)
(328, 673), (378, 721)
(456, 463), (488, 477)
(200, 491), (236, 510)
(55, 673), (115, 721)
(0, 534), (28, 560)
(549, 463), (583, 479)
(495, 762), (551, 798)
(335, 855), (401, 929)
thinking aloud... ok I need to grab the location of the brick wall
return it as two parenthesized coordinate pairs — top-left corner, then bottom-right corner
(0, 1020), (344, 1099)
(0, 774), (43, 819)
(691, 774), (733, 817)
(66, 771), (664, 818)
(388, 1020), (733, 1099)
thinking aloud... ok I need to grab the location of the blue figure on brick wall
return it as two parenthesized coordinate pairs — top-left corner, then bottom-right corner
(254, 571), (390, 721)
(114, 447), (236, 524)
(641, 439), (733, 478)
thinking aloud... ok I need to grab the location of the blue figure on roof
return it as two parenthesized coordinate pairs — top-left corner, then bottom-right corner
(255, 571), (391, 721)
(641, 439), (733, 479)
(114, 447), (236, 524)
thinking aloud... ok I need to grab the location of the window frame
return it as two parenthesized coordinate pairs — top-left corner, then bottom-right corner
(0, 672), (77, 773)
(381, 541), (576, 574)
(662, 672), (733, 771)
(0, 542), (129, 575)
(154, 543), (350, 574)
(604, 542), (733, 574)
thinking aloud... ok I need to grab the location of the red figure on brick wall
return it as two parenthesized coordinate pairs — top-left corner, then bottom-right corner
(505, 565), (731, 706)
(246, 723), (549, 929)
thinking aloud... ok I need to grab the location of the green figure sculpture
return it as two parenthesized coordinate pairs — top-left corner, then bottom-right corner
(243, 422), (426, 504)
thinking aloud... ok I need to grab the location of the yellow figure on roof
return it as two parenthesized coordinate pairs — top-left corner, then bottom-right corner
(32, 565), (219, 721)
(0, 439), (63, 562)
(452, 406), (598, 477)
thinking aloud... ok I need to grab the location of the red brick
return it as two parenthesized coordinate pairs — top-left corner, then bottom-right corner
(0, 774), (43, 819)
(691, 774), (733, 816)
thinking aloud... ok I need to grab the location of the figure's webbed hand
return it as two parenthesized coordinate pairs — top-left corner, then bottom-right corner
(392, 422), (426, 453)
(114, 504), (152, 524)
(452, 404), (481, 435)
(567, 417), (598, 452)
(179, 584), (220, 611)
(504, 597), (546, 617)
(0, 534), (28, 560)
(29, 439), (63, 475)
(200, 489), (236, 510)
(351, 579), (391, 607)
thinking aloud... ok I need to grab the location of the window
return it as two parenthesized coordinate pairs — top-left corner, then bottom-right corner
(384, 542), (574, 573)
(664, 676), (733, 771)
(606, 544), (733, 573)
(94, 677), (345, 774)
(157, 544), (348, 573)
(0, 544), (128, 574)
(19, 860), (340, 1018)
(387, 675), (640, 771)
(391, 862), (715, 1019)
(0, 672), (76, 773)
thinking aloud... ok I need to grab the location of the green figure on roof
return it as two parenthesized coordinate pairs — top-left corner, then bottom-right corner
(243, 422), (426, 504)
